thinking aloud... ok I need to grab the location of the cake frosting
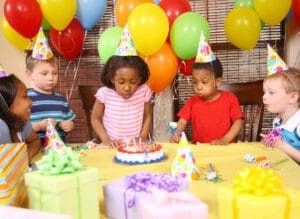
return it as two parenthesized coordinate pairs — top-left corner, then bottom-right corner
(114, 143), (165, 165)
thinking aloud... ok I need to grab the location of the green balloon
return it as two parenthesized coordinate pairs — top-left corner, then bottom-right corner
(170, 12), (210, 60)
(234, 0), (254, 9)
(98, 26), (123, 64)
(42, 17), (51, 31)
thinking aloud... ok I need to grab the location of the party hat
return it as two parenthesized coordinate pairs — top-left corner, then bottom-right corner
(32, 27), (53, 60)
(44, 120), (65, 153)
(0, 65), (7, 77)
(195, 32), (216, 63)
(115, 24), (137, 56)
(171, 132), (200, 180)
(267, 44), (288, 75)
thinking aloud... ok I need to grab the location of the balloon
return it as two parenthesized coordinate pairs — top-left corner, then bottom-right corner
(254, 0), (292, 26)
(170, 12), (210, 60)
(4, 0), (42, 39)
(179, 58), (195, 76)
(39, 0), (76, 31)
(115, 0), (153, 27)
(1, 16), (34, 51)
(292, 0), (300, 25)
(128, 3), (169, 56)
(76, 0), (107, 30)
(98, 26), (123, 64)
(42, 17), (51, 31)
(159, 0), (191, 27)
(144, 43), (179, 93)
(234, 0), (254, 8)
(224, 7), (261, 51)
(50, 19), (85, 60)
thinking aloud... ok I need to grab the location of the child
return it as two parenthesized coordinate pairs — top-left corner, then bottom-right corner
(91, 55), (152, 147)
(0, 74), (40, 161)
(170, 58), (243, 145)
(262, 68), (300, 163)
(25, 51), (75, 145)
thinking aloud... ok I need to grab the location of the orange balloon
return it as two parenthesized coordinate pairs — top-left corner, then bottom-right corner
(144, 43), (179, 93)
(115, 0), (152, 27)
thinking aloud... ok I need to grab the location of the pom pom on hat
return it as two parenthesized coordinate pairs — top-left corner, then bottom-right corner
(32, 27), (53, 60)
(115, 25), (137, 56)
(267, 44), (288, 75)
(0, 65), (7, 77)
(195, 32), (216, 63)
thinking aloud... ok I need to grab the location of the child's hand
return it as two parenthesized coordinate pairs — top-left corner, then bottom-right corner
(170, 132), (181, 143)
(39, 118), (56, 131)
(59, 120), (74, 132)
(210, 138), (230, 145)
(102, 138), (123, 148)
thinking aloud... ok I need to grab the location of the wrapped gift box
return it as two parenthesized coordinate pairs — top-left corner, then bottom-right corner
(0, 143), (28, 206)
(103, 172), (189, 219)
(218, 187), (300, 219)
(24, 167), (99, 219)
(142, 191), (208, 219)
(0, 206), (73, 219)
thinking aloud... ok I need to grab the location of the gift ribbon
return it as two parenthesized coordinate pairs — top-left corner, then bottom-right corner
(232, 167), (290, 219)
(37, 147), (83, 175)
(123, 172), (182, 219)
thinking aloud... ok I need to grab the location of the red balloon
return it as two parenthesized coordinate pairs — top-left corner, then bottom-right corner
(179, 57), (195, 76)
(50, 19), (85, 60)
(159, 0), (191, 42)
(292, 0), (300, 25)
(4, 0), (42, 39)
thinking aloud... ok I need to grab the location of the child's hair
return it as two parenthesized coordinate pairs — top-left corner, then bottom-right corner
(0, 74), (26, 131)
(101, 55), (150, 89)
(192, 57), (223, 78)
(25, 50), (58, 71)
(265, 67), (300, 105)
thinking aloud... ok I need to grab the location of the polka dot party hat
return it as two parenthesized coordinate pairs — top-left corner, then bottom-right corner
(115, 24), (137, 56)
(267, 44), (288, 75)
(195, 32), (216, 63)
(0, 64), (7, 77)
(44, 119), (65, 154)
(171, 132), (200, 180)
(32, 27), (53, 60)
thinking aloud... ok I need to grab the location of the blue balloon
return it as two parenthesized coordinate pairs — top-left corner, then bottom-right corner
(76, 0), (107, 30)
(153, 0), (160, 4)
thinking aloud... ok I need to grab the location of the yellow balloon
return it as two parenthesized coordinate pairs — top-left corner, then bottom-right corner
(39, 0), (76, 31)
(224, 7), (261, 51)
(1, 16), (33, 51)
(254, 0), (292, 27)
(128, 3), (169, 56)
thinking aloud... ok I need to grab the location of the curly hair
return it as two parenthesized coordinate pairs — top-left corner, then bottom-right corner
(191, 58), (223, 78)
(101, 56), (150, 89)
(0, 74), (26, 131)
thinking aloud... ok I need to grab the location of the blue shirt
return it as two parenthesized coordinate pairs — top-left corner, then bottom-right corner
(0, 119), (32, 143)
(27, 89), (75, 145)
(273, 109), (300, 150)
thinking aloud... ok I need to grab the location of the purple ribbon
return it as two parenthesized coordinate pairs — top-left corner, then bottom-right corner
(261, 128), (281, 148)
(125, 172), (181, 208)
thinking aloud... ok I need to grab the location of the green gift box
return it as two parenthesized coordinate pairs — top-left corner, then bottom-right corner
(24, 167), (100, 219)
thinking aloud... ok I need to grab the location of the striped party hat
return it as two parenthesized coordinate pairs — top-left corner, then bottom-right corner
(115, 24), (137, 56)
(267, 44), (288, 75)
(32, 27), (53, 60)
(195, 32), (216, 63)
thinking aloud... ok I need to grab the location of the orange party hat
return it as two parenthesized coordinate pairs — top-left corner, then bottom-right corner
(115, 24), (137, 56)
(32, 27), (53, 60)
(195, 32), (216, 63)
(267, 44), (288, 75)
(171, 132), (200, 180)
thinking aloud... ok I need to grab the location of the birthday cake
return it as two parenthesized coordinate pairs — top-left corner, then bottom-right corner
(114, 143), (166, 165)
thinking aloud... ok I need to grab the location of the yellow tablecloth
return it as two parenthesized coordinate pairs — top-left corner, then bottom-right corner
(76, 142), (300, 219)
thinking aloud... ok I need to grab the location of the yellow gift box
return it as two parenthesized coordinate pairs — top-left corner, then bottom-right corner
(218, 167), (300, 219)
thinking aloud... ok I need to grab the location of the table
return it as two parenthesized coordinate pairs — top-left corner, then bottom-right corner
(77, 142), (300, 219)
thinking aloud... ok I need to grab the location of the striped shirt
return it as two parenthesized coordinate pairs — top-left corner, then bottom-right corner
(27, 89), (75, 143)
(95, 84), (152, 141)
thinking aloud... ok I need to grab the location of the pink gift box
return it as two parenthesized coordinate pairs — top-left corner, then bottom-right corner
(0, 206), (73, 219)
(103, 172), (189, 219)
(142, 191), (208, 219)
